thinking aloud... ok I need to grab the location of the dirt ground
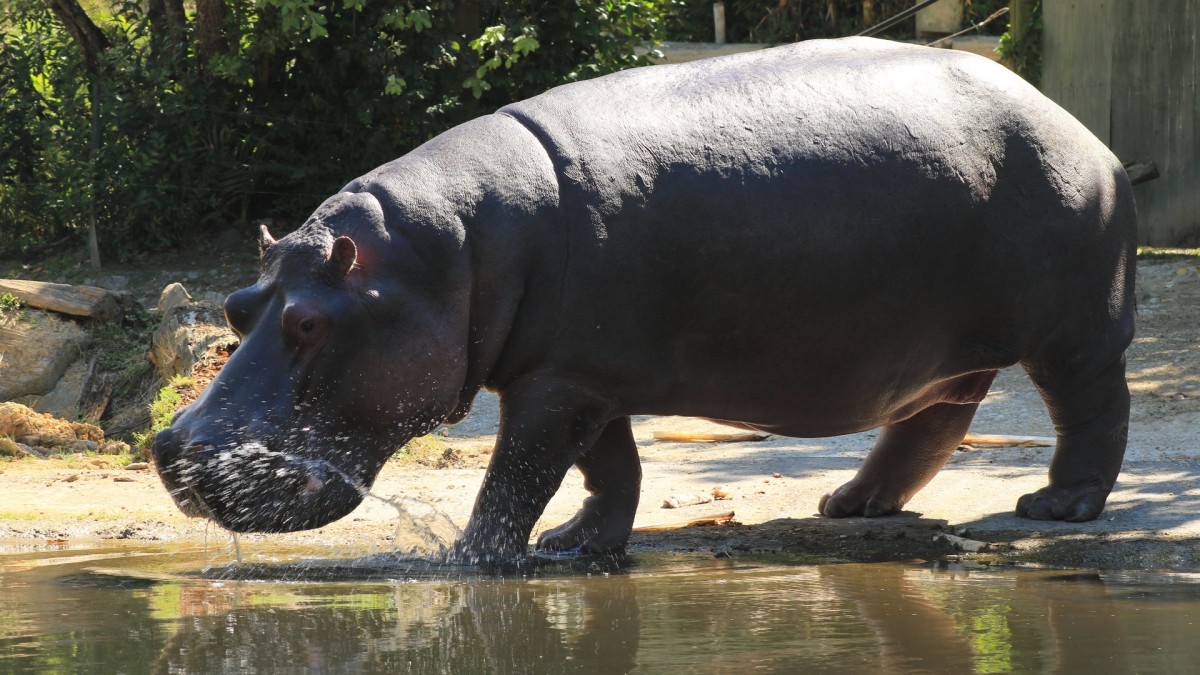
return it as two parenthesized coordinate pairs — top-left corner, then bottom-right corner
(4, 252), (1200, 570)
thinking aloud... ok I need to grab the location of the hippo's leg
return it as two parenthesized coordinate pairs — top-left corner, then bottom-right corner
(453, 377), (614, 562)
(1016, 354), (1129, 521)
(819, 401), (980, 518)
(537, 416), (641, 553)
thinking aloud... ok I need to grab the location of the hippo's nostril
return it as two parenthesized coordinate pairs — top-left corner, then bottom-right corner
(151, 428), (183, 465)
(303, 473), (325, 495)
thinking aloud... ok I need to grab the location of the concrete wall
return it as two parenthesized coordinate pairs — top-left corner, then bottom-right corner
(1042, 0), (1200, 245)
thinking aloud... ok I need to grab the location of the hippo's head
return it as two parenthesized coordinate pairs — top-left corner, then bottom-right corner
(152, 191), (471, 532)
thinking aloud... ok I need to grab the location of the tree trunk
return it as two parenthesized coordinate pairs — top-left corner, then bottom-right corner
(43, 0), (109, 74)
(195, 0), (230, 74)
(43, 0), (108, 268)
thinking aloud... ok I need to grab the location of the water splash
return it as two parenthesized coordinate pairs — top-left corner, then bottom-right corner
(301, 456), (461, 560)
(184, 443), (462, 563)
(365, 492), (462, 560)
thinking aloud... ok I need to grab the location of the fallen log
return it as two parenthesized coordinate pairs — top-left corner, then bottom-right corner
(0, 279), (120, 321)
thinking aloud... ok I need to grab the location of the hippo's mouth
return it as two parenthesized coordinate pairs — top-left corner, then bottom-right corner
(154, 442), (369, 533)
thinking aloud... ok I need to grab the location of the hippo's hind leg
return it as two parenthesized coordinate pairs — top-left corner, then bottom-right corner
(537, 416), (641, 553)
(820, 399), (982, 518)
(1017, 351), (1130, 522)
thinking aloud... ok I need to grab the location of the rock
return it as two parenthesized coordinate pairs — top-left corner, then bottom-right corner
(98, 275), (130, 292)
(0, 311), (88, 400)
(0, 437), (31, 458)
(0, 401), (105, 443)
(156, 283), (192, 315)
(149, 301), (238, 381)
(0, 279), (121, 321)
(199, 291), (227, 306)
(30, 357), (89, 420)
(662, 493), (714, 509)
(100, 440), (130, 455)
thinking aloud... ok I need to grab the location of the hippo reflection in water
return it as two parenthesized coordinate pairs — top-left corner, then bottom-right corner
(152, 38), (1136, 561)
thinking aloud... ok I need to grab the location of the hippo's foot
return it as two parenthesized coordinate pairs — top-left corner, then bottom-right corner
(537, 497), (633, 553)
(1016, 483), (1109, 522)
(818, 478), (907, 518)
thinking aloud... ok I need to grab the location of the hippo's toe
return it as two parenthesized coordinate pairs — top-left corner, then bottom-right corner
(1016, 484), (1109, 522)
(818, 479), (906, 518)
(537, 502), (632, 554)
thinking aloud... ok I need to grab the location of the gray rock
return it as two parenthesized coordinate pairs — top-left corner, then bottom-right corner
(0, 311), (87, 400)
(31, 357), (88, 419)
(156, 283), (191, 315)
(149, 301), (237, 382)
(99, 275), (130, 291)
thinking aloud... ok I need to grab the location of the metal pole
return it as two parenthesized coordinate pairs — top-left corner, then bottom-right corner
(713, 3), (726, 44)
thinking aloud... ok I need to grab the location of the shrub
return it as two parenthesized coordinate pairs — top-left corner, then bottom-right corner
(1, 0), (675, 260)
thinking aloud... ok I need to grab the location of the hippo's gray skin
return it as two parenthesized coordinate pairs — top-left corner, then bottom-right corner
(152, 38), (1136, 560)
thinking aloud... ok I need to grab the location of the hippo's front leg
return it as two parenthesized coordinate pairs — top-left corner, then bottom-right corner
(453, 377), (616, 562)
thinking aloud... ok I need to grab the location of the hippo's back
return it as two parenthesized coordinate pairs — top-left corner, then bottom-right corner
(490, 38), (1134, 423)
(498, 38), (1123, 243)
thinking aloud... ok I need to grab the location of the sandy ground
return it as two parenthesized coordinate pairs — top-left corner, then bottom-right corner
(4, 257), (1200, 570)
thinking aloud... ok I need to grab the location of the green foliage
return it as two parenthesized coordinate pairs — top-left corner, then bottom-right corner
(1, 0), (674, 260)
(90, 302), (157, 398)
(665, 0), (1010, 44)
(0, 293), (22, 319)
(997, 1), (1042, 86)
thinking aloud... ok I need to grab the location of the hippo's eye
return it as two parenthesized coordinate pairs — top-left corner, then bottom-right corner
(282, 303), (328, 350)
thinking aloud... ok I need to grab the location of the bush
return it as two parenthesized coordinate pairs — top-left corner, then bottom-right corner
(0, 0), (675, 261)
(664, 0), (1011, 44)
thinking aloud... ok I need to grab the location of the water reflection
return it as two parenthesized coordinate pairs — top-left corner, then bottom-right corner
(4, 547), (1200, 673)
(152, 577), (640, 673)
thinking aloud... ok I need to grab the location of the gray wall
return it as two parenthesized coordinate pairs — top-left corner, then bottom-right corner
(1042, 0), (1200, 245)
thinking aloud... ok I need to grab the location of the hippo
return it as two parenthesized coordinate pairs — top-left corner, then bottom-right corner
(152, 37), (1136, 560)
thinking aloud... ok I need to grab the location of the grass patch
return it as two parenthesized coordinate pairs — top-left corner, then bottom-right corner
(132, 375), (195, 453)
(392, 434), (463, 468)
(1138, 247), (1200, 259)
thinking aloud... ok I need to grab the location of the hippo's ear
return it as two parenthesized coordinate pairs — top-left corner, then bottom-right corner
(329, 236), (359, 278)
(258, 224), (277, 258)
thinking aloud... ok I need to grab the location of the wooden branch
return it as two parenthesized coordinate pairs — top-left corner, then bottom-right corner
(652, 431), (769, 443)
(632, 511), (735, 532)
(43, 0), (110, 74)
(1123, 159), (1160, 186)
(960, 433), (1054, 447)
(0, 279), (120, 321)
(78, 355), (113, 422)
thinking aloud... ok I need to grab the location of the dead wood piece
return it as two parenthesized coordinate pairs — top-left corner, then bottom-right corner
(632, 511), (736, 532)
(960, 433), (1054, 447)
(0, 279), (120, 321)
(1123, 159), (1160, 186)
(652, 431), (769, 443)
(934, 532), (991, 552)
(78, 355), (113, 422)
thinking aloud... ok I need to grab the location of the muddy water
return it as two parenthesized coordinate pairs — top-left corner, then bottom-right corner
(2, 542), (1200, 673)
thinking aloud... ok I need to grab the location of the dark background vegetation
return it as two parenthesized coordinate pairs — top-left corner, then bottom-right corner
(1, 0), (1019, 262)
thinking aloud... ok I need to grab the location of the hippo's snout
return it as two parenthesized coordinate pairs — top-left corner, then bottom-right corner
(151, 422), (366, 533)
